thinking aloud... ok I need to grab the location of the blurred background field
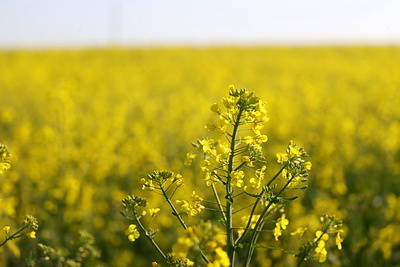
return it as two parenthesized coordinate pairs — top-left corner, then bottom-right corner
(0, 46), (400, 266)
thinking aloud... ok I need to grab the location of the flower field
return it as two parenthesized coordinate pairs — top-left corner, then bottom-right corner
(1, 46), (400, 266)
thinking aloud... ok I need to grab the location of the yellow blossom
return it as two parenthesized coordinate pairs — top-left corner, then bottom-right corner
(315, 242), (327, 262)
(140, 178), (155, 191)
(303, 161), (312, 170)
(242, 156), (250, 162)
(336, 230), (344, 250)
(230, 170), (245, 188)
(280, 214), (289, 229)
(290, 227), (307, 236)
(256, 134), (268, 143)
(184, 152), (197, 166)
(199, 139), (217, 155)
(172, 237), (194, 259)
(3, 226), (10, 234)
(243, 136), (254, 145)
(274, 214), (289, 240)
(27, 231), (36, 239)
(314, 230), (329, 262)
(149, 208), (160, 216)
(241, 215), (260, 229)
(314, 230), (329, 241)
(170, 173), (184, 186)
(214, 247), (230, 267)
(276, 152), (288, 163)
(210, 103), (220, 114)
(126, 224), (140, 242)
(273, 224), (282, 241)
(288, 141), (302, 156)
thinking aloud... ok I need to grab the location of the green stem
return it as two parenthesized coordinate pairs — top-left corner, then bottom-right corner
(226, 106), (245, 266)
(212, 183), (227, 222)
(297, 222), (332, 267)
(235, 164), (287, 247)
(0, 225), (29, 247)
(160, 185), (211, 264)
(160, 185), (188, 229)
(243, 174), (296, 266)
(134, 211), (167, 261)
(0, 238), (8, 247)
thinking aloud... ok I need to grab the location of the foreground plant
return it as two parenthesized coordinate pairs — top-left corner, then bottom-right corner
(122, 86), (342, 266)
(1, 215), (39, 247)
(1, 144), (39, 248)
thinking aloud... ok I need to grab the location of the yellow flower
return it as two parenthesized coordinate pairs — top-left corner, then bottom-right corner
(214, 247), (230, 267)
(290, 227), (307, 237)
(281, 215), (289, 229)
(241, 215), (260, 229)
(210, 103), (220, 114)
(243, 136), (254, 144)
(27, 231), (36, 239)
(303, 161), (312, 170)
(3, 225), (10, 234)
(249, 177), (261, 189)
(273, 223), (282, 241)
(126, 224), (140, 242)
(256, 134), (268, 143)
(314, 230), (329, 262)
(186, 259), (194, 266)
(315, 244), (327, 262)
(184, 152), (197, 166)
(288, 141), (302, 156)
(273, 214), (289, 240)
(314, 230), (329, 241)
(314, 237), (328, 262)
(149, 208), (160, 216)
(242, 155), (250, 162)
(140, 178), (155, 191)
(199, 139), (217, 155)
(172, 237), (194, 259)
(336, 230), (344, 250)
(222, 95), (238, 109)
(152, 262), (161, 267)
(230, 170), (245, 188)
(276, 152), (288, 163)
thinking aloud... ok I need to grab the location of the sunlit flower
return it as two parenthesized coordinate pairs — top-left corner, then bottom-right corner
(274, 214), (289, 241)
(149, 208), (160, 216)
(3, 226), (10, 234)
(126, 224), (140, 242)
(27, 231), (36, 239)
(210, 103), (220, 114)
(290, 227), (307, 237)
(336, 230), (344, 250)
(303, 161), (312, 170)
(276, 152), (288, 163)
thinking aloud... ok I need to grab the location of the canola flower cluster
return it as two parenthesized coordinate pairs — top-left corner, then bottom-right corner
(1, 47), (399, 266)
(122, 87), (344, 266)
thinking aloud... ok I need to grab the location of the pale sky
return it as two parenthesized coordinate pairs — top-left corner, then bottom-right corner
(1, 0), (400, 48)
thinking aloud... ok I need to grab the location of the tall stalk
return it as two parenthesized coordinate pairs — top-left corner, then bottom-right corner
(225, 105), (245, 265)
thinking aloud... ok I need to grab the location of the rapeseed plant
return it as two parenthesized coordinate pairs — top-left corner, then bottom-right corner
(0, 144), (39, 249)
(122, 86), (343, 266)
